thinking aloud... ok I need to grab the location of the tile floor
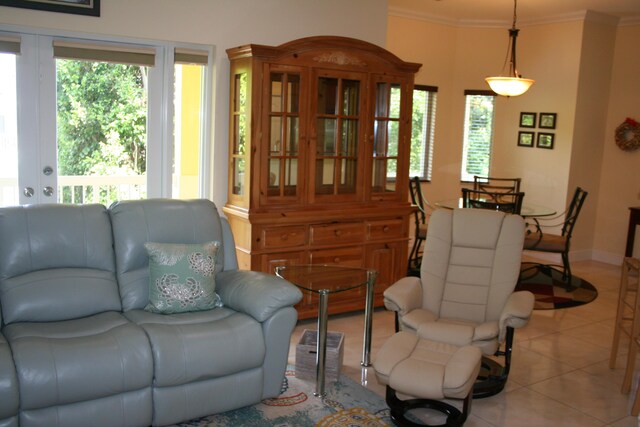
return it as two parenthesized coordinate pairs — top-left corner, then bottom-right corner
(288, 259), (640, 426)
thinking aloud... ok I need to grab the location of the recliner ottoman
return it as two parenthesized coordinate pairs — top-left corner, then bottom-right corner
(374, 330), (481, 427)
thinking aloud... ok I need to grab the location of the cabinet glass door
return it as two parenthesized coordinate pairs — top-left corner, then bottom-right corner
(314, 75), (362, 199)
(266, 71), (301, 200)
(372, 81), (402, 194)
(231, 72), (248, 198)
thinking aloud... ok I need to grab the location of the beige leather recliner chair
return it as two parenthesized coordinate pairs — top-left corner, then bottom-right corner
(383, 208), (534, 399)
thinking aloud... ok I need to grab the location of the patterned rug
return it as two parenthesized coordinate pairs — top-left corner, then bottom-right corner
(516, 262), (598, 310)
(170, 368), (390, 427)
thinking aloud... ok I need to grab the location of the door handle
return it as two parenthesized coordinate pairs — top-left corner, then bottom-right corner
(43, 186), (54, 197)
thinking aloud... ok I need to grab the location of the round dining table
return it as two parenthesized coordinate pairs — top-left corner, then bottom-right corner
(435, 198), (556, 218)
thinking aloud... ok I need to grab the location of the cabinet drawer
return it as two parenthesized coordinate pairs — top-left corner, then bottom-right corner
(367, 219), (404, 240)
(309, 246), (363, 267)
(309, 222), (365, 245)
(261, 226), (307, 249)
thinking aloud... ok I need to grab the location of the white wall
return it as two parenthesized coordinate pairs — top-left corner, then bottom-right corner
(0, 0), (388, 208)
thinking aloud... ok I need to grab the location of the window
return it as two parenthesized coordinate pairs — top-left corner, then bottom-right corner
(410, 85), (437, 181)
(0, 29), (212, 206)
(461, 90), (496, 182)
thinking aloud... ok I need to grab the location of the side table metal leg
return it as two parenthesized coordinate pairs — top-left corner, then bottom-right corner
(315, 289), (329, 397)
(361, 270), (377, 367)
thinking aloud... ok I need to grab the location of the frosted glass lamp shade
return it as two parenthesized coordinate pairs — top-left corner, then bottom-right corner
(485, 76), (535, 97)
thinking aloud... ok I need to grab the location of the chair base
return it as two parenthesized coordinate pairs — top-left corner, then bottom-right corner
(520, 262), (575, 291)
(386, 386), (471, 427)
(473, 356), (507, 399)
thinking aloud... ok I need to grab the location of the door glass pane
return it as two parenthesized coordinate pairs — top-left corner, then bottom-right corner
(389, 85), (401, 119)
(268, 158), (280, 196)
(0, 53), (18, 207)
(315, 158), (334, 194)
(388, 121), (399, 156)
(233, 158), (245, 196)
(317, 118), (336, 155)
(317, 77), (337, 115)
(56, 59), (148, 205)
(232, 72), (247, 196)
(287, 117), (299, 154)
(342, 80), (359, 115)
(341, 119), (358, 156)
(173, 63), (204, 199)
(287, 75), (299, 113)
(284, 158), (297, 196)
(339, 159), (357, 193)
(271, 73), (283, 112)
(270, 116), (282, 153)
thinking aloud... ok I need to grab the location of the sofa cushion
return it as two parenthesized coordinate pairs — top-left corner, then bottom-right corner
(145, 241), (223, 314)
(2, 311), (153, 410)
(0, 204), (120, 324)
(0, 333), (18, 423)
(109, 199), (225, 311)
(125, 308), (265, 387)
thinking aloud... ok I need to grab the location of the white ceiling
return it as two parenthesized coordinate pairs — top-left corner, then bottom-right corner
(388, 0), (640, 26)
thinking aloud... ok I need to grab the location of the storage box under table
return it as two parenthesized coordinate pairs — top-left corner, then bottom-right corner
(295, 329), (344, 382)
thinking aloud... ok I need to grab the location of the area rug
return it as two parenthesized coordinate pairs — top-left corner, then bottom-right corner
(170, 368), (390, 427)
(516, 262), (598, 310)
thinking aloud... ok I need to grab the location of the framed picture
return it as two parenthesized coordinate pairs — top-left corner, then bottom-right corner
(0, 0), (100, 16)
(520, 112), (537, 128)
(537, 132), (555, 149)
(518, 131), (535, 147)
(539, 112), (557, 129)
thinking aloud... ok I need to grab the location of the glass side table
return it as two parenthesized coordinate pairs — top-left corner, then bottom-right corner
(275, 264), (377, 397)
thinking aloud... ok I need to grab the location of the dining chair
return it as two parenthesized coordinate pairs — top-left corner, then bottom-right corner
(462, 188), (525, 215)
(408, 176), (432, 276)
(473, 176), (521, 198)
(523, 187), (588, 285)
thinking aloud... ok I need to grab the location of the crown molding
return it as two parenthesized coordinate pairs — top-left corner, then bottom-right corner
(389, 6), (635, 28)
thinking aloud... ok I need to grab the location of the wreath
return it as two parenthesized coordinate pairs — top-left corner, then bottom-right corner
(615, 117), (640, 152)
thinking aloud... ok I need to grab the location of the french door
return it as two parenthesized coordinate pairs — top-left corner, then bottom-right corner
(0, 29), (211, 207)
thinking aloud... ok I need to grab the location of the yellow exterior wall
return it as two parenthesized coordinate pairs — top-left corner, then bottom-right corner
(178, 64), (202, 199)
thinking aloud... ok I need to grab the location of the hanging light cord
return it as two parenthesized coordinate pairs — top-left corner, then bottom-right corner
(507, 0), (521, 78)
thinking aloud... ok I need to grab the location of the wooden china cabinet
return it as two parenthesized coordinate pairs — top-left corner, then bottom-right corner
(224, 36), (421, 319)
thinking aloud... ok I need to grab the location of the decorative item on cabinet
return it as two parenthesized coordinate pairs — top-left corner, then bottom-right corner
(224, 36), (421, 319)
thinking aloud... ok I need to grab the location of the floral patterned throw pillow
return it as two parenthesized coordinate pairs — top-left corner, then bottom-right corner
(144, 241), (223, 314)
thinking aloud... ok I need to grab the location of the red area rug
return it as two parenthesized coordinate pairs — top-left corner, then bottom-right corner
(516, 263), (598, 310)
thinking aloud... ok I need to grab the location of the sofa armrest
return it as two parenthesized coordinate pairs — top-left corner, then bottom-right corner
(383, 276), (422, 316)
(499, 290), (534, 342)
(216, 270), (303, 322)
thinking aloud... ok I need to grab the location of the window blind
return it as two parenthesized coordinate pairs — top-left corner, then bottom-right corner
(410, 85), (438, 181)
(174, 48), (208, 65)
(461, 91), (496, 182)
(52, 40), (155, 66)
(0, 35), (21, 55)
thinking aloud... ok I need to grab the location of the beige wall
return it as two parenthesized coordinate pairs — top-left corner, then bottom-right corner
(595, 24), (640, 262)
(388, 12), (639, 264)
(0, 0), (388, 208)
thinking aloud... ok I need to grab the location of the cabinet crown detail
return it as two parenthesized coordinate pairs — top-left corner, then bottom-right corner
(313, 51), (366, 67)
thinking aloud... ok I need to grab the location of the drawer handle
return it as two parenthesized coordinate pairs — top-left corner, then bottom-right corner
(280, 234), (289, 241)
(383, 226), (390, 232)
(334, 230), (342, 237)
(334, 257), (340, 263)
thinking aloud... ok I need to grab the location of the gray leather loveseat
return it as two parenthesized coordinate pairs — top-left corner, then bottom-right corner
(0, 199), (303, 427)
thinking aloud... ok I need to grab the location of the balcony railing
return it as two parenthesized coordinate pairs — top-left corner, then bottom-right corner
(0, 175), (147, 207)
(58, 175), (147, 205)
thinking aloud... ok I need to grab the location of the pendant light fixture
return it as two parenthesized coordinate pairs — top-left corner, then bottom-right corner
(485, 0), (534, 97)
